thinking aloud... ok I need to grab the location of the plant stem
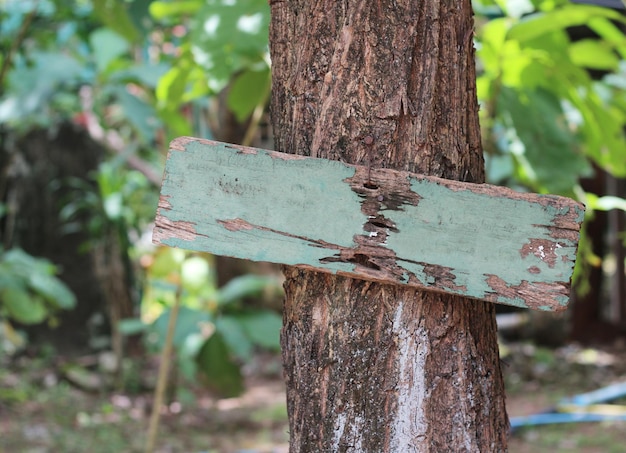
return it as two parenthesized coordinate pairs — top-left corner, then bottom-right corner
(144, 285), (182, 453)
(241, 79), (270, 147)
(0, 3), (38, 93)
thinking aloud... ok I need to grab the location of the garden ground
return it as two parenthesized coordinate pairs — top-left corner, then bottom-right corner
(1, 342), (626, 453)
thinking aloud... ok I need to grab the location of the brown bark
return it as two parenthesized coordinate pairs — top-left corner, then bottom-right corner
(270, 1), (508, 451)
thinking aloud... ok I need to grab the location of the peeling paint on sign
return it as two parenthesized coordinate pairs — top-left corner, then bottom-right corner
(153, 138), (585, 311)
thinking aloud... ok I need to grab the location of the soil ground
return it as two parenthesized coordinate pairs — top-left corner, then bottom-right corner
(1, 342), (626, 453)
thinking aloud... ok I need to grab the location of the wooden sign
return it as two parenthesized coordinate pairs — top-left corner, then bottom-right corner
(153, 137), (585, 312)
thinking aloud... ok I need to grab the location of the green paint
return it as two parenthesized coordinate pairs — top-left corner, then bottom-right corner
(160, 141), (364, 269)
(385, 178), (581, 308)
(156, 139), (584, 311)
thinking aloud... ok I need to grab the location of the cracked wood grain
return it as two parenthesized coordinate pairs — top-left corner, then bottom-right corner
(153, 137), (585, 311)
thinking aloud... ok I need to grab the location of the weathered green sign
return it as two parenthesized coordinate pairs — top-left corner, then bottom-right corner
(154, 137), (585, 311)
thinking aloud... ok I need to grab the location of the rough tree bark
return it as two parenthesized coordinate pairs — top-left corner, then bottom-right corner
(269, 1), (508, 451)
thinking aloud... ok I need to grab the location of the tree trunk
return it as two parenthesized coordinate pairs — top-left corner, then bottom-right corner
(0, 123), (112, 352)
(269, 1), (508, 451)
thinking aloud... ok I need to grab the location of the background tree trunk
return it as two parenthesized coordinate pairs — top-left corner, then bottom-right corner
(0, 123), (112, 352)
(270, 1), (508, 451)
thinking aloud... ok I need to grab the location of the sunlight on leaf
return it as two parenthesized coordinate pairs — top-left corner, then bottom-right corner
(149, 1), (201, 19)
(181, 256), (211, 293)
(496, 0), (534, 18)
(508, 5), (626, 42)
(569, 39), (619, 71)
(237, 12), (264, 34)
(584, 193), (626, 212)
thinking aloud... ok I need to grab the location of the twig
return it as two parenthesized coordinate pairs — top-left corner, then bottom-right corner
(78, 86), (162, 186)
(241, 77), (270, 147)
(0, 3), (38, 92)
(241, 102), (265, 147)
(144, 285), (182, 453)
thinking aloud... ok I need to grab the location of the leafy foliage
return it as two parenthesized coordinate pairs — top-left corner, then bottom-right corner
(2, 0), (625, 393)
(0, 247), (77, 354)
(151, 0), (271, 137)
(0, 248), (76, 324)
(119, 248), (283, 397)
(476, 0), (626, 200)
(60, 161), (156, 250)
(474, 0), (626, 287)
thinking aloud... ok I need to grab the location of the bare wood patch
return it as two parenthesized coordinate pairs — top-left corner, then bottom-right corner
(519, 239), (563, 269)
(153, 216), (198, 243)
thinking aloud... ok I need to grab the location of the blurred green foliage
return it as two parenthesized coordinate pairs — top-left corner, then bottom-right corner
(474, 0), (626, 285)
(1, 0), (626, 391)
(475, 0), (626, 201)
(0, 0), (276, 387)
(0, 248), (76, 324)
(0, 245), (76, 353)
(120, 247), (283, 397)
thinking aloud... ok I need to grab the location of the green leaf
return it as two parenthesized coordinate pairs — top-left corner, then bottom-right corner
(585, 194), (626, 212)
(498, 41), (546, 89)
(569, 39), (619, 71)
(508, 5), (626, 42)
(124, 0), (154, 39)
(103, 192), (123, 220)
(176, 353), (198, 381)
(113, 63), (170, 88)
(92, 0), (140, 43)
(2, 287), (47, 324)
(181, 256), (211, 294)
(588, 17), (626, 60)
(189, 0), (270, 89)
(0, 52), (84, 124)
(196, 331), (244, 398)
(227, 66), (270, 122)
(158, 106), (193, 137)
(2, 249), (54, 276)
(497, 87), (591, 193)
(179, 332), (207, 359)
(89, 28), (130, 73)
(149, 1), (201, 19)
(118, 318), (148, 335)
(110, 85), (160, 141)
(149, 247), (186, 279)
(28, 272), (76, 310)
(156, 65), (191, 107)
(150, 306), (211, 350)
(477, 18), (509, 72)
(573, 88), (626, 177)
(236, 309), (282, 351)
(215, 315), (253, 361)
(217, 274), (280, 306)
